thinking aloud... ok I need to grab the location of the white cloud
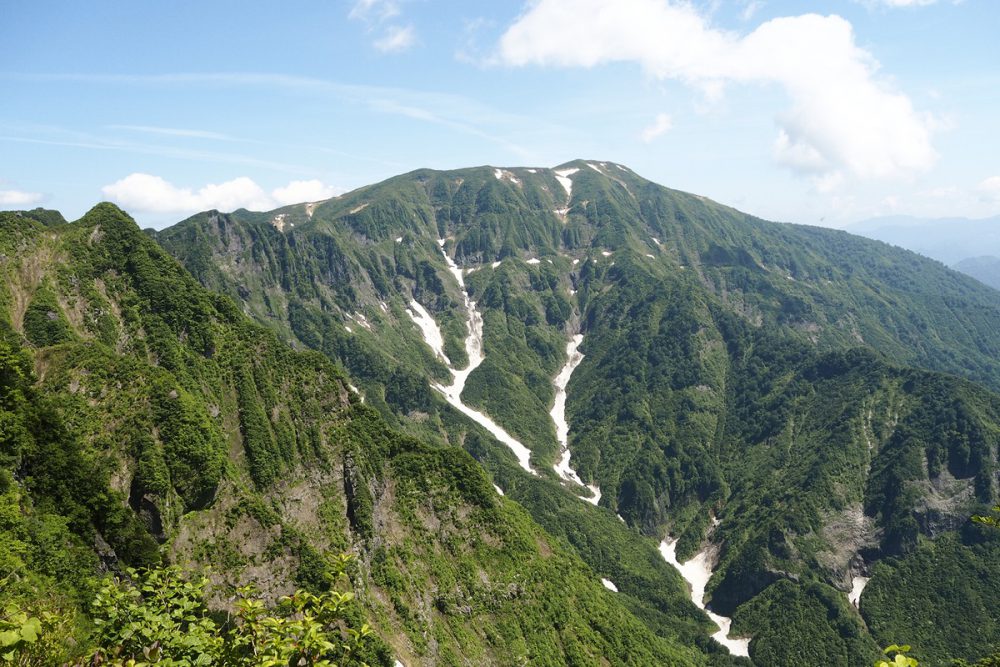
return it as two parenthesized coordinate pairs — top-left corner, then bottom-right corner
(109, 124), (234, 140)
(640, 113), (673, 142)
(272, 179), (339, 205)
(349, 0), (416, 54)
(977, 176), (1000, 201)
(101, 173), (338, 214)
(865, 0), (938, 6)
(0, 189), (43, 206)
(497, 0), (938, 185)
(374, 25), (416, 53)
(349, 0), (400, 21)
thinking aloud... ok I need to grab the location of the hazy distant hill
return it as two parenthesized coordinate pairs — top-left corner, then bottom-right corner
(953, 255), (1000, 291)
(850, 214), (1000, 266)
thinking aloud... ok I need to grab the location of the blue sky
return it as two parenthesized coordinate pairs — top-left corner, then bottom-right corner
(2, 0), (998, 229)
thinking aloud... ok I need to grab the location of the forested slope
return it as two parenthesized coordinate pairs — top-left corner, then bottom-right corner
(0, 205), (706, 666)
(154, 161), (1000, 665)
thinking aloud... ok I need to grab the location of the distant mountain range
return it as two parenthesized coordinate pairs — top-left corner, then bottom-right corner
(3, 161), (1000, 666)
(849, 214), (1000, 289)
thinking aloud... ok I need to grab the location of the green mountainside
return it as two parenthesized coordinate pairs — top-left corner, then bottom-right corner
(0, 205), (706, 666)
(154, 160), (1000, 665)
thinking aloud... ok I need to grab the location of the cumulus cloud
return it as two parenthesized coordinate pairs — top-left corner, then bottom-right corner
(977, 176), (1000, 201)
(101, 173), (337, 214)
(374, 25), (416, 53)
(0, 189), (43, 206)
(272, 179), (339, 205)
(640, 113), (673, 142)
(497, 0), (938, 184)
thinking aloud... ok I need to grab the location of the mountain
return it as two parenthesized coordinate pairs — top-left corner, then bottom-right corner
(850, 214), (1000, 267)
(953, 255), (1000, 291)
(153, 160), (1000, 665)
(0, 205), (708, 666)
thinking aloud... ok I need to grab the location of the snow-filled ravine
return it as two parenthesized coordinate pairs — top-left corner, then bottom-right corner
(407, 241), (535, 473)
(659, 537), (750, 657)
(550, 334), (601, 504)
(849, 575), (869, 608)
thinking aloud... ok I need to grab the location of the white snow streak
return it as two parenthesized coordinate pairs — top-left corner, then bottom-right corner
(849, 576), (869, 608)
(553, 167), (579, 199)
(417, 241), (535, 473)
(405, 300), (450, 365)
(527, 257), (541, 265)
(551, 334), (600, 505)
(601, 578), (619, 592)
(659, 538), (750, 657)
(493, 483), (505, 496)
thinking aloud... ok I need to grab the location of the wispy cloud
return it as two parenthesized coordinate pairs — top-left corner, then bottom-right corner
(374, 25), (416, 53)
(640, 113), (673, 142)
(0, 131), (312, 175)
(1, 73), (545, 160)
(349, 0), (400, 22)
(349, 0), (417, 54)
(108, 124), (235, 140)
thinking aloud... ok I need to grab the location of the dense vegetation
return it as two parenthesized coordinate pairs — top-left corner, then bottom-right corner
(0, 206), (703, 665)
(154, 161), (1000, 664)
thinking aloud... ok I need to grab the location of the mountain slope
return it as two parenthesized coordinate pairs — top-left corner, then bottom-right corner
(154, 161), (1000, 665)
(0, 205), (706, 666)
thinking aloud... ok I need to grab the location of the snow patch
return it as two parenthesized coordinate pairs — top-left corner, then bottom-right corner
(395, 236), (402, 243)
(849, 576), (869, 608)
(572, 259), (579, 265)
(552, 335), (587, 488)
(491, 261), (501, 268)
(353, 312), (372, 330)
(526, 258), (541, 265)
(270, 213), (290, 232)
(601, 251), (612, 257)
(601, 578), (618, 592)
(646, 253), (655, 259)
(586, 162), (603, 173)
(304, 201), (319, 218)
(526, 168), (537, 173)
(349, 203), (369, 214)
(553, 167), (580, 199)
(425, 245), (535, 473)
(651, 237), (662, 246)
(405, 300), (450, 365)
(659, 537), (750, 657)
(494, 168), (503, 180)
(344, 325), (352, 333)
(493, 483), (505, 496)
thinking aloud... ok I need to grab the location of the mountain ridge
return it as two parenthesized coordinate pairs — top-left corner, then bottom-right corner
(152, 160), (1000, 664)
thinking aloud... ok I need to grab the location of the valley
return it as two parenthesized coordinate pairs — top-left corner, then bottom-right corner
(3, 161), (1000, 665)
